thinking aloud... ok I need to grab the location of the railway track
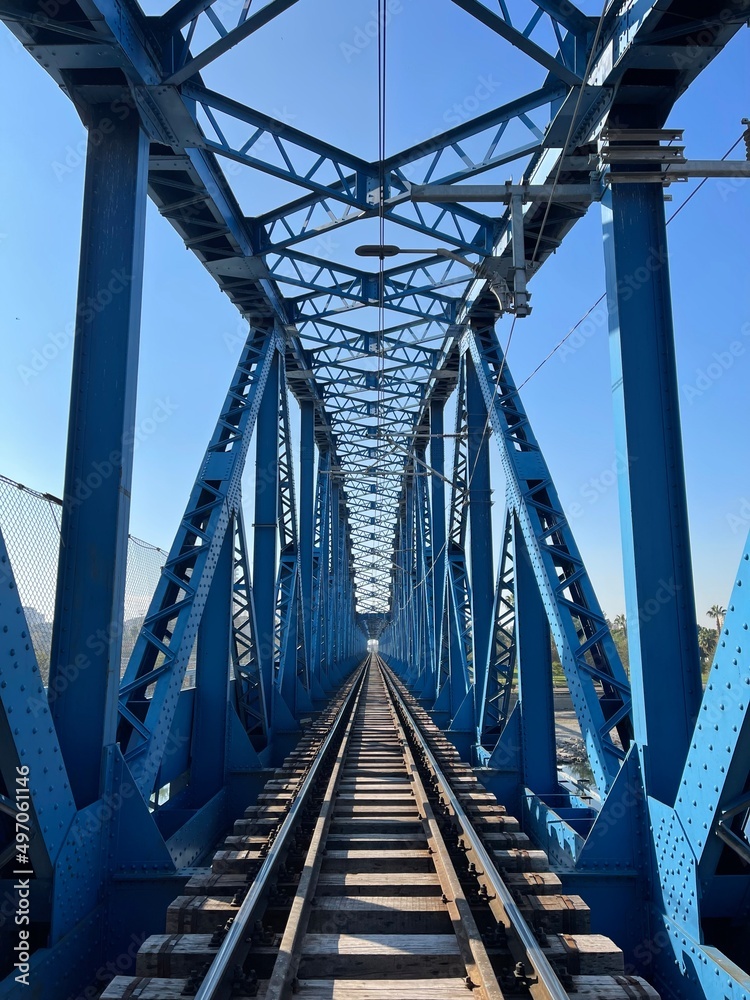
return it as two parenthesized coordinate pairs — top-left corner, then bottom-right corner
(102, 657), (658, 1000)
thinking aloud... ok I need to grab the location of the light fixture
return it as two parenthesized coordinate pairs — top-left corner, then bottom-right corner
(353, 244), (530, 317)
(355, 245), (474, 267)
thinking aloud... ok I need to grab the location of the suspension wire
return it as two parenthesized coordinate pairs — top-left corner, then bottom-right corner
(515, 132), (746, 392)
(372, 0), (388, 613)
(389, 0), (740, 623)
(665, 133), (744, 221)
(514, 294), (606, 392)
(458, 0), (606, 509)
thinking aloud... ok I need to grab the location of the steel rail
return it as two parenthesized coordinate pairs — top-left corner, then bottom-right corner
(379, 658), (572, 1000)
(194, 662), (367, 1000)
(387, 675), (504, 1000)
(264, 656), (368, 998)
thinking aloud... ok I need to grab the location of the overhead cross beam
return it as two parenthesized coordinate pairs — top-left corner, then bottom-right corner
(448, 0), (584, 85)
(162, 0), (303, 85)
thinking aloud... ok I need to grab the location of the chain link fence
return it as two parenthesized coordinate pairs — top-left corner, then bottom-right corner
(0, 474), (193, 686)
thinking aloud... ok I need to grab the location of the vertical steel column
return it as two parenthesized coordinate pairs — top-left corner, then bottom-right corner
(253, 350), (281, 707)
(405, 475), (416, 672)
(603, 182), (702, 805)
(299, 401), (315, 677)
(330, 479), (342, 669)
(466, 351), (494, 722)
(231, 505), (269, 743)
(515, 516), (557, 793)
(429, 399), (447, 700)
(390, 512), (405, 670)
(190, 518), (233, 801)
(311, 450), (329, 685)
(414, 451), (433, 690)
(49, 110), (148, 808)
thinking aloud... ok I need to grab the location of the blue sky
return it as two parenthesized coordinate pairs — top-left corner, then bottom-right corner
(0, 5), (748, 626)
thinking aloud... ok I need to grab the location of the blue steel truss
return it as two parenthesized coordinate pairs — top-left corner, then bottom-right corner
(1, 0), (749, 997)
(480, 507), (517, 745)
(468, 319), (633, 791)
(118, 325), (279, 798)
(231, 504), (267, 747)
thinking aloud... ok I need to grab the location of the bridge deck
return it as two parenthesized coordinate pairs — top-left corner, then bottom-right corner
(102, 659), (657, 1000)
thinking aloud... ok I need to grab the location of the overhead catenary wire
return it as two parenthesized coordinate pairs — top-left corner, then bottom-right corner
(402, 0), (611, 611)
(394, 130), (745, 616)
(369, 0), (388, 613)
(516, 132), (746, 392)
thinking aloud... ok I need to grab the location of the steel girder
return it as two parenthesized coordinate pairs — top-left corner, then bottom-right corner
(390, 366), (473, 724)
(603, 179), (703, 808)
(47, 111), (149, 810)
(392, 456), (436, 696)
(157, 0), (590, 83)
(467, 319), (633, 793)
(440, 363), (473, 722)
(383, 317), (634, 788)
(641, 538), (750, 999)
(311, 450), (332, 688)
(537, 535), (750, 1000)
(0, 529), (77, 897)
(463, 351), (495, 742)
(414, 448), (436, 694)
(118, 325), (279, 798)
(479, 507), (517, 746)
(272, 363), (314, 716)
(118, 326), (361, 799)
(231, 505), (267, 747)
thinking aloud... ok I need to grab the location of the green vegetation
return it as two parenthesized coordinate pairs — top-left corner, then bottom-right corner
(550, 605), (723, 686)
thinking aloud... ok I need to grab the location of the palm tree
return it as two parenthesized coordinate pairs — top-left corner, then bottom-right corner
(697, 626), (718, 671)
(613, 614), (627, 634)
(707, 605), (726, 639)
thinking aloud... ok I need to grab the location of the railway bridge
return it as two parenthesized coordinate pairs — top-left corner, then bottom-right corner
(0, 1), (749, 997)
